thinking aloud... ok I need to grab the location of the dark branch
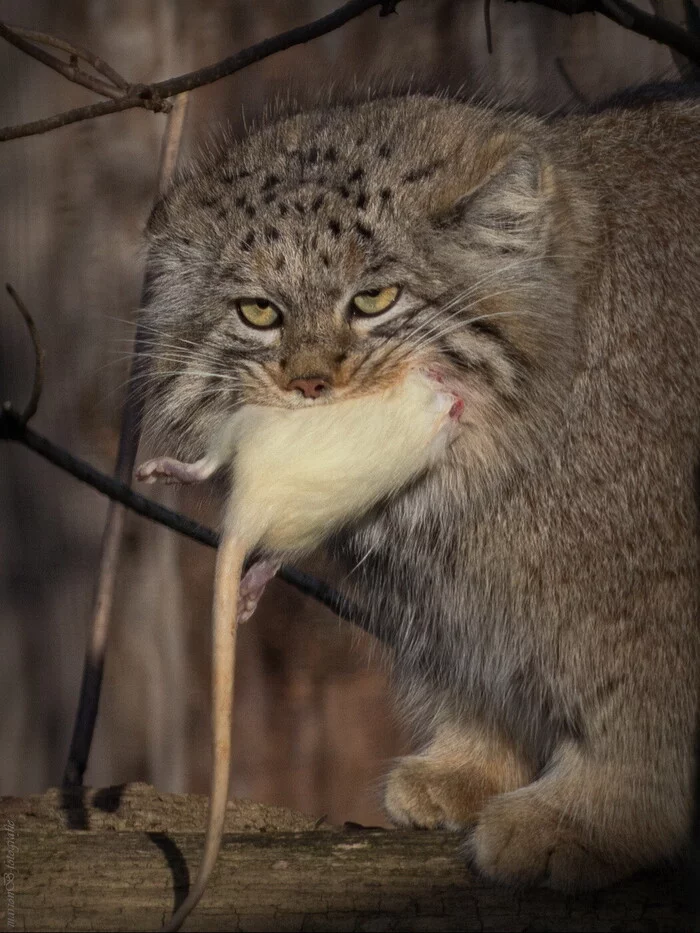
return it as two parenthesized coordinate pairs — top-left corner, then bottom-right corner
(555, 56), (589, 103)
(4, 22), (129, 89)
(147, 0), (402, 98)
(2, 0), (699, 143)
(508, 0), (700, 63)
(0, 95), (171, 141)
(0, 0), (403, 142)
(0, 22), (124, 100)
(3, 283), (45, 424)
(484, 0), (494, 54)
(62, 95), (193, 791)
(0, 405), (361, 630)
(0, 405), (217, 543)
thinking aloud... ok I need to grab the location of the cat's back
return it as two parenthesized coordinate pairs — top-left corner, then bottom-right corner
(550, 91), (700, 425)
(555, 88), (700, 246)
(528, 91), (700, 602)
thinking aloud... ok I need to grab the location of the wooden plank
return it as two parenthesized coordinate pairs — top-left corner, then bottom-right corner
(0, 784), (692, 932)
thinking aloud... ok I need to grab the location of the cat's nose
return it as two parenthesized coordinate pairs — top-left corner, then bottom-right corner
(286, 376), (331, 399)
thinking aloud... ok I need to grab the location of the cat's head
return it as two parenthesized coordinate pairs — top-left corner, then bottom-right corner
(141, 95), (588, 466)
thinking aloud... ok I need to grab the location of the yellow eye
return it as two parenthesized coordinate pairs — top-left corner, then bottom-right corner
(237, 298), (281, 329)
(352, 285), (400, 316)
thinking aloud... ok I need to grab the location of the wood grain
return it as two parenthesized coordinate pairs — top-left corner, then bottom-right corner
(0, 783), (692, 932)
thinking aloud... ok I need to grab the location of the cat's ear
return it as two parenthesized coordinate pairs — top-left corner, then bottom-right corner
(434, 145), (551, 255)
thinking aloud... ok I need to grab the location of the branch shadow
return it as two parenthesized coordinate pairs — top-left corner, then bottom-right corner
(59, 781), (125, 831)
(148, 832), (190, 914)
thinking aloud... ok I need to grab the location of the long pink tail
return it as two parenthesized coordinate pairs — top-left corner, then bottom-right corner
(162, 531), (246, 932)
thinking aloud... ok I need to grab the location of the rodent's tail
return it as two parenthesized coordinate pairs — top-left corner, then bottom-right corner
(162, 530), (246, 932)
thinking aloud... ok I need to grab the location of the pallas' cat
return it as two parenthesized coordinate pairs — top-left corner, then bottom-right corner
(140, 89), (700, 891)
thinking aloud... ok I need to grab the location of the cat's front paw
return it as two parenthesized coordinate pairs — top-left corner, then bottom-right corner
(384, 756), (493, 830)
(470, 789), (624, 891)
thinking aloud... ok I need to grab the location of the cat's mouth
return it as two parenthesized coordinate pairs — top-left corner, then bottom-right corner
(261, 367), (465, 422)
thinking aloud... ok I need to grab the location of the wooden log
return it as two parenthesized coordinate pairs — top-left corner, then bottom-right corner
(0, 783), (693, 932)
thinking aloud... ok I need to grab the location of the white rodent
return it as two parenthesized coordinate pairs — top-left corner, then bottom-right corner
(136, 371), (459, 931)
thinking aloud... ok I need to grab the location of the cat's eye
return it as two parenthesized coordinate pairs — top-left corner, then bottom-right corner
(236, 298), (282, 329)
(351, 285), (400, 316)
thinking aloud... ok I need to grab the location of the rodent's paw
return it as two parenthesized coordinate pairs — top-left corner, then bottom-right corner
(384, 756), (492, 830)
(135, 456), (213, 485)
(135, 457), (190, 484)
(237, 559), (280, 623)
(470, 790), (622, 891)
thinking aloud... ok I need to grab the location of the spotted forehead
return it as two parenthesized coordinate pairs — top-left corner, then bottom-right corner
(225, 155), (391, 264)
(218, 145), (399, 274)
(170, 112), (451, 292)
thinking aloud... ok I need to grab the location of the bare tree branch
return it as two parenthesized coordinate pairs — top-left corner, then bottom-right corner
(1, 0), (698, 144)
(649, 0), (700, 79)
(555, 56), (589, 102)
(157, 94), (189, 195)
(4, 22), (130, 89)
(0, 95), (171, 141)
(0, 22), (125, 100)
(0, 405), (215, 542)
(484, 0), (494, 54)
(0, 0), (403, 143)
(62, 94), (192, 790)
(3, 283), (45, 424)
(508, 0), (700, 64)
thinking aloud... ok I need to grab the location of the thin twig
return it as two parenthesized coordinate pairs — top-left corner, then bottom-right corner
(4, 22), (130, 89)
(0, 96), (171, 142)
(63, 94), (191, 789)
(0, 0), (403, 142)
(3, 283), (45, 424)
(484, 0), (494, 53)
(507, 0), (700, 62)
(554, 56), (589, 103)
(0, 22), (124, 100)
(157, 94), (189, 194)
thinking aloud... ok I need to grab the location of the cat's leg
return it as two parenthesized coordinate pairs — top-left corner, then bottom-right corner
(471, 731), (693, 890)
(384, 721), (535, 830)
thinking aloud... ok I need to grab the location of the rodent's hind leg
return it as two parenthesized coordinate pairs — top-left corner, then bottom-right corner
(238, 559), (281, 623)
(384, 721), (534, 830)
(135, 455), (218, 485)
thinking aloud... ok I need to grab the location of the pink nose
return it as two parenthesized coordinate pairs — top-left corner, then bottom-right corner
(286, 377), (330, 399)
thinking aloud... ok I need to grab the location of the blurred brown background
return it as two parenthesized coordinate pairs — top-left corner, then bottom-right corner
(0, 0), (674, 825)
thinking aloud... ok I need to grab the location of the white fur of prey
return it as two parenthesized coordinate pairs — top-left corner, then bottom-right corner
(222, 372), (456, 552)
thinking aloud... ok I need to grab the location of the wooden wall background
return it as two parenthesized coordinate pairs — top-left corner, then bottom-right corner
(0, 0), (674, 825)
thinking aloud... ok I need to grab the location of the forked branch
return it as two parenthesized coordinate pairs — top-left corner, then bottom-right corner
(0, 0), (403, 142)
(4, 0), (698, 144)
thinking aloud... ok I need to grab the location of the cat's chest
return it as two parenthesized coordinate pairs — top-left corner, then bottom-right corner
(338, 475), (524, 625)
(335, 457), (581, 657)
